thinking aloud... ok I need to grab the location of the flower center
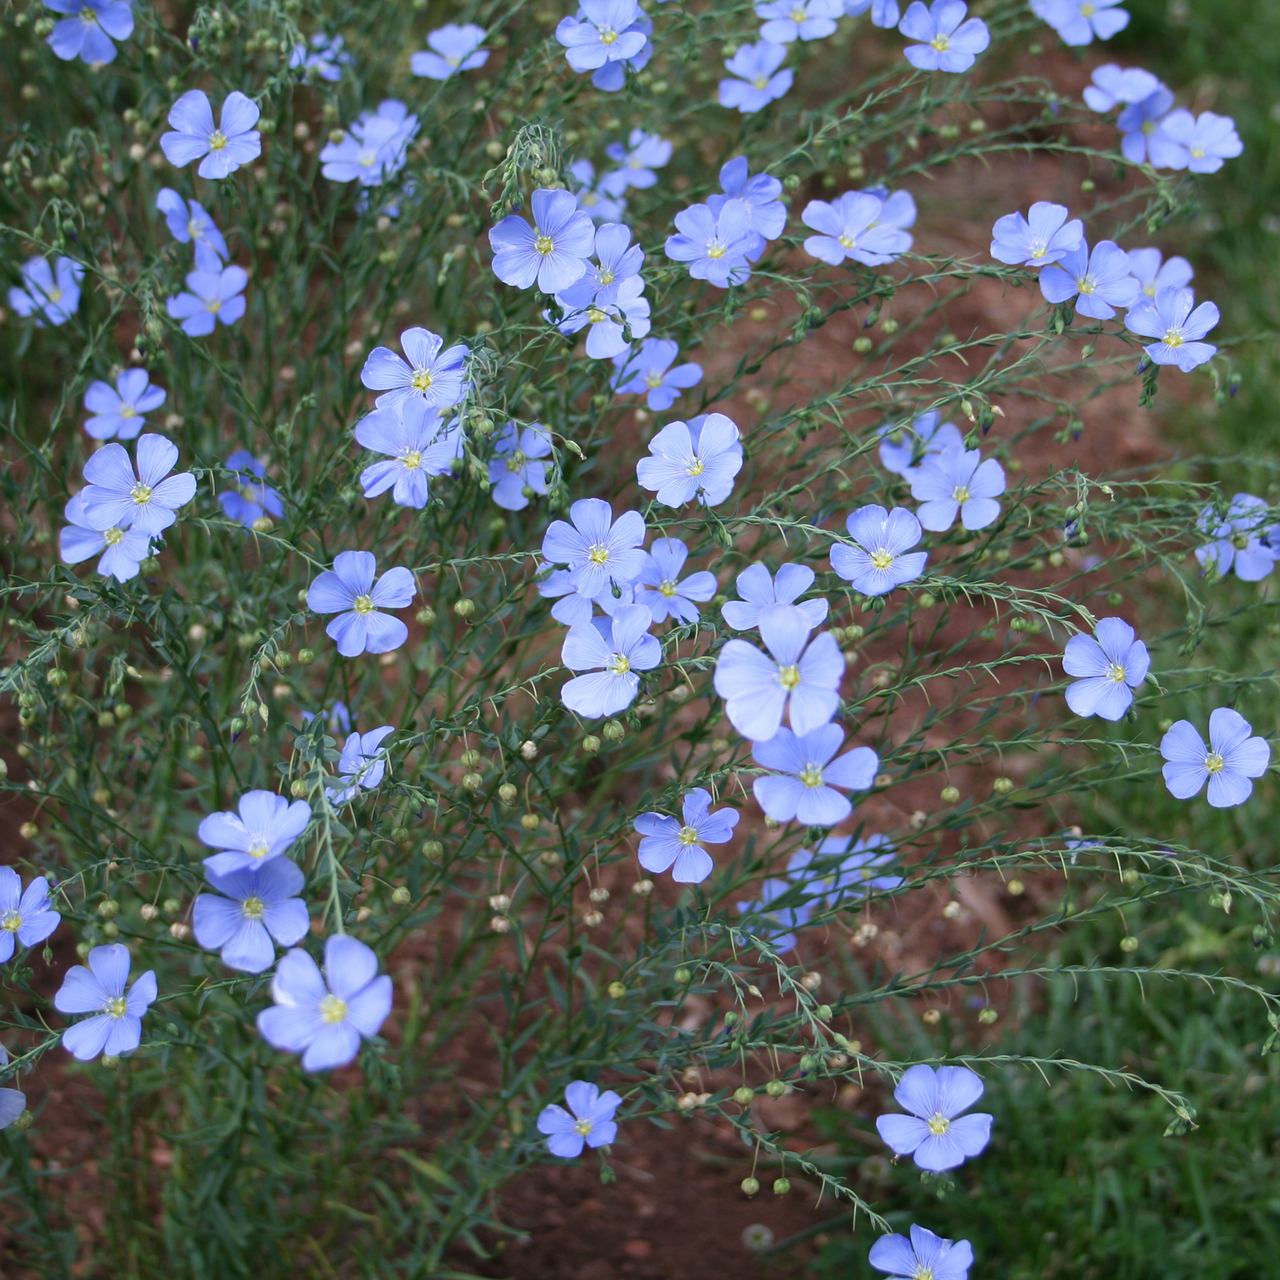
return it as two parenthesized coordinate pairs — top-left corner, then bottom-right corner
(319, 993), (348, 1024)
(575, 1116), (595, 1135)
(1190, 145), (1205, 159)
(1204, 751), (1225, 774)
(247, 840), (270, 860)
(410, 368), (434, 392)
(587, 544), (610, 565)
(1142, 119), (1157, 135)
(242, 896), (265, 920)
(686, 456), (705, 477)
(582, 191), (599, 207)
(799, 764), (824, 788)
(188, 218), (202, 238)
(507, 450), (528, 472)
(120, 404), (137, 419)
(447, 54), (462, 67)
(1029, 240), (1047, 259)
(608, 652), (631, 675)
(838, 232), (858, 249)
(0, 910), (21, 933)
(706, 240), (727, 259)
(912, 1267), (935, 1280)
(48, 287), (64, 302)
(81, 8), (98, 24)
(930, 33), (950, 50)
(209, 130), (228, 151)
(644, 371), (665, 388)
(1080, 0), (1096, 14)
(401, 449), (423, 470)
(1106, 662), (1126, 684)
(870, 548), (894, 570)
(790, 5), (807, 20)
(130, 482), (153, 506)
(598, 26), (618, 43)
(1077, 273), (1098, 295)
(678, 825), (700, 845)
(927, 1112), (951, 1135)
(587, 307), (608, 325)
(1144, 282), (1158, 296)
(208, 298), (222, 313)
(105, 996), (129, 1019)
(777, 664), (801, 690)
(659, 579), (678, 597)
(353, 594), (376, 614)
(535, 233), (555, 256)
(358, 149), (377, 167)
(103, 527), (125, 546)
(597, 267), (616, 285)
(951, 484), (970, 504)
(1162, 327), (1185, 348)
(752, 76), (770, 90)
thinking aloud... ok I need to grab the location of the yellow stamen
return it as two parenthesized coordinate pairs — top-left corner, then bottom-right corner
(103, 527), (125, 546)
(678, 825), (700, 845)
(706, 242), (726, 259)
(208, 130), (228, 151)
(0, 911), (21, 933)
(130, 482), (153, 506)
(1204, 751), (1225, 774)
(242, 896), (265, 920)
(401, 449), (423, 470)
(608, 653), (631, 675)
(575, 1116), (594, 1134)
(1162, 328), (1185, 348)
(930, 34), (950, 51)
(411, 368), (435, 392)
(119, 405), (137, 419)
(587, 544), (610, 565)
(535, 233), (555, 256)
(952, 484), (971, 503)
(870, 548), (894, 570)
(799, 765), (824, 788)
(353, 594), (375, 614)
(1105, 663), (1126, 684)
(927, 1112), (951, 1135)
(686, 457), (705, 477)
(659, 579), (678, 598)
(319, 994), (348, 1024)
(777, 664), (801, 690)
(105, 996), (128, 1018)
(246, 840), (270, 860)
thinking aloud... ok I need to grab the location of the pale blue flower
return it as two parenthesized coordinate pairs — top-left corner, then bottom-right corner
(1117, 88), (1178, 165)
(636, 413), (743, 507)
(320, 101), (418, 187)
(831, 505), (927, 596)
(1195, 494), (1278, 581)
(1127, 247), (1192, 300)
(553, 273), (650, 359)
(569, 159), (628, 223)
(710, 157), (786, 259)
(307, 551), (416, 657)
(876, 1064), (992, 1170)
(490, 189), (596, 293)
(1125, 286), (1218, 371)
(59, 492), (151, 582)
(665, 202), (754, 287)
(78, 434), (197, 537)
(1041, 0), (1128, 45)
(1063, 617), (1149, 720)
(45, 0), (132, 64)
(989, 201), (1083, 267)
(490, 423), (552, 511)
(327, 726), (395, 804)
(588, 11), (652, 90)
(870, 1225), (973, 1280)
(719, 42), (793, 114)
(199, 790), (313, 877)
(54, 943), (156, 1061)
(802, 191), (912, 266)
(166, 265), (248, 336)
(82, 369), (166, 441)
(0, 868), (60, 963)
(0, 1044), (25, 1130)
(411, 24), (487, 79)
(898, 1), (989, 71)
(612, 338), (702, 410)
(755, 0), (841, 43)
(8, 256), (82, 326)
(356, 405), (462, 509)
(1039, 239), (1141, 320)
(1083, 63), (1160, 112)
(561, 604), (661, 717)
(555, 220), (647, 306)
(542, 498), (647, 599)
(257, 935), (392, 1072)
(361, 327), (468, 411)
(878, 409), (963, 480)
(540, 569), (640, 627)
(635, 787), (738, 883)
(636, 538), (717, 623)
(555, 0), (647, 74)
(714, 604), (843, 741)
(1155, 109), (1243, 174)
(289, 32), (352, 81)
(787, 833), (903, 903)
(194, 858), (310, 974)
(845, 0), (902, 22)
(600, 130), (672, 196)
(538, 1081), (622, 1157)
(910, 445), (1005, 532)
(752, 723), (877, 825)
(157, 188), (227, 270)
(219, 449), (284, 527)
(161, 90), (261, 180)
(736, 878), (810, 952)
(722, 563), (828, 631)
(1161, 710), (1269, 808)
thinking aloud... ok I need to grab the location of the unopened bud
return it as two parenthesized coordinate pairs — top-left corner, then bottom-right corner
(392, 886), (411, 905)
(602, 720), (625, 742)
(1119, 935), (1139, 952)
(942, 901), (962, 919)
(422, 839), (444, 860)
(461, 772), (483, 791)
(291, 779), (309, 798)
(490, 915), (512, 933)
(676, 1092), (699, 1112)
(460, 748), (481, 768)
(632, 879), (654, 896)
(765, 1080), (786, 1098)
(582, 910), (604, 928)
(734, 1086), (754, 1105)
(520, 740), (538, 760)
(520, 812), (540, 831)
(416, 606), (437, 626)
(19, 823), (38, 840)
(921, 1008), (941, 1026)
(941, 785), (960, 803)
(454, 598), (476, 618)
(607, 981), (627, 998)
(140, 903), (159, 921)
(741, 1176), (760, 1196)
(589, 886), (609, 904)
(992, 776), (1014, 795)
(799, 972), (821, 991)
(978, 1007), (998, 1024)
(674, 966), (692, 984)
(169, 922), (191, 940)
(13, 1109), (33, 1130)
(582, 734), (601, 753)
(1007, 879), (1025, 895)
(498, 783), (518, 803)
(537, 849), (563, 868)
(98, 900), (119, 919)
(773, 1177), (791, 1195)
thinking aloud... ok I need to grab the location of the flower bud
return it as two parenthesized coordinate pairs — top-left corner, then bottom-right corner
(922, 1008), (941, 1026)
(588, 886), (609, 904)
(941, 785), (960, 803)
(101, 1055), (120, 1070)
(674, 967), (692, 985)
(992, 776), (1014, 795)
(816, 1004), (832, 1020)
(454, 598), (476, 618)
(582, 910), (604, 928)
(490, 915), (512, 934)
(537, 849), (563, 868)
(799, 972), (821, 991)
(723, 1010), (738, 1025)
(741, 1176), (760, 1196)
(489, 893), (511, 912)
(291, 779), (309, 798)
(734, 1086), (754, 1106)
(582, 735), (601, 753)
(607, 981), (627, 998)
(416, 606), (437, 626)
(520, 740), (538, 760)
(881, 318), (899, 334)
(101, 921), (119, 938)
(773, 1177), (791, 1195)
(296, 648), (315, 665)
(765, 1080), (786, 1098)
(978, 1007), (998, 1024)
(422, 840), (444, 860)
(602, 720), (625, 742)
(392, 886), (412, 905)
(854, 336), (873, 354)
(942, 901), (962, 919)
(252, 516), (274, 534)
(140, 903), (159, 921)
(1007, 879), (1025, 895)
(498, 783), (518, 804)
(460, 748), (482, 768)
(169, 922), (191, 940)
(13, 1109), (33, 1130)
(632, 879), (654, 896)
(98, 899), (119, 919)
(461, 772), (483, 791)
(520, 812), (540, 831)
(1119, 935), (1139, 953)
(19, 823), (38, 840)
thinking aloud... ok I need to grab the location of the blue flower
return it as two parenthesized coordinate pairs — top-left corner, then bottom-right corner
(711, 157), (786, 259)
(360, 326), (468, 411)
(1040, 0), (1128, 45)
(0, 1044), (25, 1131)
(755, 0), (841, 42)
(541, 498), (647, 599)
(161, 90), (261, 180)
(45, 0), (133, 64)
(634, 787), (738, 884)
(1161, 710), (1270, 808)
(613, 338), (702, 411)
(320, 101), (419, 187)
(538, 1081), (622, 1158)
(752, 723), (877, 825)
(1063, 617), (1149, 720)
(156, 188), (230, 272)
(555, 0), (647, 75)
(411, 23), (488, 79)
(8, 255), (82, 326)
(870, 1225), (974, 1280)
(0, 868), (60, 963)
(845, 0), (902, 23)
(636, 538), (717, 624)
(1125, 286), (1218, 372)
(719, 41), (793, 114)
(636, 412), (743, 508)
(301, 701), (352, 734)
(736, 878), (811, 953)
(490, 423), (553, 510)
(878, 409), (964, 480)
(1039, 239), (1141, 320)
(166, 265), (248, 336)
(540, 568), (641, 627)
(788, 834), (903, 903)
(59, 492), (151, 582)
(876, 1064), (993, 1170)
(257, 935), (393, 1073)
(554, 274), (651, 359)
(910, 445), (1005, 532)
(665, 202), (755, 288)
(307, 551), (416, 657)
(289, 32), (352, 81)
(714, 604), (843, 741)
(355, 405), (462, 508)
(1155, 109), (1243, 174)
(722, 563), (828, 631)
(54, 943), (156, 1061)
(1117, 87), (1177, 165)
(1083, 63), (1160, 112)
(989, 201), (1083, 267)
(193, 858), (310, 974)
(82, 369), (166, 441)
(589, 11), (653, 91)
(490, 188), (596, 293)
(898, 1), (989, 71)
(79, 434), (197, 538)
(199, 790), (313, 877)
(327, 726), (395, 804)
(219, 450), (284, 527)
(561, 604), (661, 717)
(569, 159), (628, 223)
(831, 505), (928, 597)
(1127, 247), (1192, 300)
(1195, 494), (1278, 581)
(802, 190), (913, 266)
(600, 130), (672, 196)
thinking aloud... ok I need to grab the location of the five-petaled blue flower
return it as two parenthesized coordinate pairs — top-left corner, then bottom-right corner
(0, 1043), (25, 1131)
(722, 563), (829, 632)
(788, 834), (903, 904)
(1155, 109), (1243, 174)
(560, 604), (661, 718)
(665, 202), (755, 287)
(307, 551), (416, 657)
(9, 256), (83, 326)
(600, 130), (672, 196)
(45, 0), (133, 64)
(876, 1063), (993, 1170)
(0, 868), (60, 964)
(54, 943), (156, 1062)
(193, 858), (310, 974)
(257, 935), (393, 1073)
(613, 338), (703, 411)
(569, 159), (629, 224)
(1063, 617), (1149, 720)
(490, 189), (596, 293)
(802, 190), (913, 266)
(555, 0), (647, 76)
(736, 878), (811, 953)
(361, 326), (468, 411)
(1127, 246), (1192, 300)
(1039, 239), (1140, 320)
(831, 505), (928, 597)
(219, 449), (284, 527)
(79, 434), (197, 538)
(167, 265), (248, 336)
(199, 790), (313, 877)
(878, 409), (964, 480)
(489, 423), (553, 511)
(1195, 494), (1279, 581)
(755, 0), (842, 43)
(636, 537), (718, 623)
(1041, 0), (1128, 45)
(719, 41), (793, 114)
(320, 101), (419, 187)
(59, 492), (151, 582)
(1161, 709), (1270, 809)
(869, 1225), (974, 1280)
(1117, 87), (1177, 165)
(156, 188), (229, 272)
(898, 1), (989, 71)
(636, 413), (743, 508)
(82, 369), (166, 441)
(542, 498), (647, 599)
(712, 157), (787, 259)
(161, 90), (261, 180)
(1083, 63), (1159, 112)
(554, 273), (650, 359)
(752, 723), (878, 825)
(538, 1080), (622, 1158)
(356, 407), (463, 509)
(634, 787), (739, 884)
(910, 445), (1005, 532)
(289, 32), (352, 81)
(327, 726), (395, 804)
(989, 202), (1083, 267)
(412, 24), (488, 78)
(1125, 286), (1218, 372)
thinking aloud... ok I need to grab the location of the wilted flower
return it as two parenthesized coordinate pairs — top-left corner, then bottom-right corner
(194, 859), (310, 974)
(830, 505), (928, 597)
(719, 41), (794, 114)
(0, 869), (61, 963)
(307, 551), (416, 657)
(199, 790), (313, 877)
(411, 24), (488, 79)
(82, 369), (166, 441)
(635, 538), (717, 623)
(537, 1080), (622, 1157)
(876, 1064), (993, 1170)
(752, 724), (878, 825)
(1160, 709), (1270, 808)
(634, 787), (739, 883)
(161, 89), (261, 180)
(1062, 617), (1149, 720)
(54, 943), (156, 1061)
(8, 256), (83, 326)
(636, 413), (743, 507)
